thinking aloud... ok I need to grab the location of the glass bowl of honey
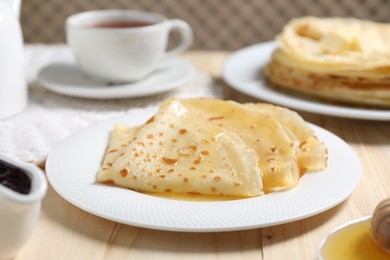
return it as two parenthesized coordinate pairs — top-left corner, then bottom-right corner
(318, 200), (390, 260)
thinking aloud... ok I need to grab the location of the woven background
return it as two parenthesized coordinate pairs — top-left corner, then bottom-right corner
(21, 0), (390, 50)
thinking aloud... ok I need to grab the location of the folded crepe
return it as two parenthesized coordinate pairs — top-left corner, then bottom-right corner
(99, 123), (140, 174)
(181, 98), (301, 192)
(97, 99), (263, 197)
(244, 103), (313, 141)
(245, 102), (328, 172)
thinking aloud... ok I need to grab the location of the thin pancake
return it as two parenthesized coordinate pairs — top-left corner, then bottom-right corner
(181, 98), (300, 192)
(298, 135), (328, 173)
(244, 102), (327, 172)
(266, 16), (390, 108)
(266, 50), (390, 107)
(99, 123), (140, 174)
(97, 99), (263, 197)
(244, 102), (313, 141)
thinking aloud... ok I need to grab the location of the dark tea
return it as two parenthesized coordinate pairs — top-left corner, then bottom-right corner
(88, 20), (154, 29)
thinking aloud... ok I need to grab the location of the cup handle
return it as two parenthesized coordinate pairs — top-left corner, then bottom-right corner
(163, 19), (193, 60)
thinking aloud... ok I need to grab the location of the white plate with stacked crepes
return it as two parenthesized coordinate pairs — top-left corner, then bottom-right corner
(223, 41), (390, 121)
(46, 99), (362, 232)
(223, 16), (390, 121)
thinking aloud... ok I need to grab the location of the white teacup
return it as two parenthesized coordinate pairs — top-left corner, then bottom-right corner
(0, 153), (47, 259)
(66, 10), (193, 82)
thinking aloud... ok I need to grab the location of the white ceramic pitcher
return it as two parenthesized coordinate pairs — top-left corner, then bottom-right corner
(0, 153), (47, 259)
(0, 0), (26, 119)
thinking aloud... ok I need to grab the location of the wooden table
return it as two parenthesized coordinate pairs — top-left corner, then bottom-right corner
(16, 51), (390, 260)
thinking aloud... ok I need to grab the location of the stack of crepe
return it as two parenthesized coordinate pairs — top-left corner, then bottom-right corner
(97, 98), (327, 198)
(265, 16), (390, 107)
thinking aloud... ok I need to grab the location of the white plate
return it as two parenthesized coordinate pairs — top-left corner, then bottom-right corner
(46, 107), (362, 232)
(37, 58), (194, 99)
(222, 41), (390, 121)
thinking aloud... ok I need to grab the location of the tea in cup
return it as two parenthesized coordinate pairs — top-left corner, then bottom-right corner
(66, 10), (193, 82)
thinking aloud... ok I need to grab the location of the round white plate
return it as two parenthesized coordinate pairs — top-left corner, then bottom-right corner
(37, 58), (194, 99)
(222, 41), (390, 121)
(46, 107), (362, 232)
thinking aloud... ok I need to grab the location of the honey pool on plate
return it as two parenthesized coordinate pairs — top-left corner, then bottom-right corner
(319, 217), (389, 260)
(143, 191), (245, 202)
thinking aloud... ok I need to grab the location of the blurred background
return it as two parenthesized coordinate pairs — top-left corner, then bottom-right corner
(21, 0), (390, 50)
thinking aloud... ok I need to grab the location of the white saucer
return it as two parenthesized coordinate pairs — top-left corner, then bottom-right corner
(37, 58), (194, 99)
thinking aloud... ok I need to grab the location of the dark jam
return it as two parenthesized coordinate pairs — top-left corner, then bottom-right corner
(0, 159), (31, 194)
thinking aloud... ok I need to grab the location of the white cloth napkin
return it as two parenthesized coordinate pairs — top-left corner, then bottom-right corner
(0, 45), (222, 165)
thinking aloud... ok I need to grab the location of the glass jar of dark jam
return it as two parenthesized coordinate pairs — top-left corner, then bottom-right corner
(0, 159), (31, 194)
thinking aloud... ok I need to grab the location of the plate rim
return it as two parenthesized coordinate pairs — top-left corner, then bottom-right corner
(222, 41), (390, 121)
(37, 58), (194, 99)
(46, 108), (362, 232)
